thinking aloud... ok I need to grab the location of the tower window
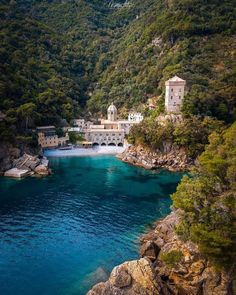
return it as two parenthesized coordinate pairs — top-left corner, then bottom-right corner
(179, 96), (181, 99)
(171, 96), (173, 99)
(171, 88), (173, 92)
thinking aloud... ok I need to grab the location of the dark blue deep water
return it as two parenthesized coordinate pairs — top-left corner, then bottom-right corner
(0, 156), (183, 295)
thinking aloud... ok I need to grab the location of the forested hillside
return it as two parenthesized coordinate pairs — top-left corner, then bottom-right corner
(88, 0), (236, 120)
(0, 0), (236, 144)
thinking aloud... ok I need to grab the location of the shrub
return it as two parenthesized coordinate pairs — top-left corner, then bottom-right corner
(160, 250), (183, 267)
(171, 122), (236, 268)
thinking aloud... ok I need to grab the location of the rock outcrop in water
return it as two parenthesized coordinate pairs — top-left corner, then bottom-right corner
(0, 142), (50, 177)
(88, 211), (235, 295)
(117, 145), (193, 171)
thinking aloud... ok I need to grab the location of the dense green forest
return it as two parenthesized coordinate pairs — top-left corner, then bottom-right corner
(0, 0), (235, 145)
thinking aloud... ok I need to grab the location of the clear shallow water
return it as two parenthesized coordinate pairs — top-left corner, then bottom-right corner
(0, 156), (183, 295)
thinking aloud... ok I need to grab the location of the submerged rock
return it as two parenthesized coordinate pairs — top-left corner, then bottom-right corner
(82, 266), (109, 292)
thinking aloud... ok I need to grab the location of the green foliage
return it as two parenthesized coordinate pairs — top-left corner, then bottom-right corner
(68, 131), (85, 144)
(1, 0), (235, 146)
(171, 122), (236, 268)
(128, 118), (174, 150)
(160, 250), (183, 267)
(88, 0), (236, 123)
(128, 115), (223, 158)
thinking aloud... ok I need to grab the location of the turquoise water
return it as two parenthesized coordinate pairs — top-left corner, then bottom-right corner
(0, 156), (183, 295)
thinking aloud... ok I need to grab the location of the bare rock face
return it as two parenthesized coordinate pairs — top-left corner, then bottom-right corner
(87, 258), (164, 295)
(139, 211), (235, 295)
(88, 210), (235, 295)
(0, 143), (21, 174)
(34, 164), (49, 176)
(140, 241), (160, 261)
(118, 145), (193, 171)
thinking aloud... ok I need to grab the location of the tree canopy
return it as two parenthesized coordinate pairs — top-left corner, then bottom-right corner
(172, 122), (236, 268)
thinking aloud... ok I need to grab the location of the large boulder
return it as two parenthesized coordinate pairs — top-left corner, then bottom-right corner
(87, 258), (164, 295)
(140, 241), (160, 261)
(34, 164), (49, 176)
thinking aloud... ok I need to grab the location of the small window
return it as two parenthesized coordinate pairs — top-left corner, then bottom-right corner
(171, 88), (173, 92)
(179, 96), (181, 99)
(171, 96), (173, 99)
(179, 88), (181, 92)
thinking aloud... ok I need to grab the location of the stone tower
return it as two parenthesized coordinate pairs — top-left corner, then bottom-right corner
(107, 103), (117, 121)
(165, 75), (186, 113)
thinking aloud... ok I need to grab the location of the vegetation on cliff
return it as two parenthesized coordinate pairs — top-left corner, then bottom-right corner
(0, 0), (236, 146)
(88, 0), (236, 121)
(128, 115), (223, 158)
(172, 122), (236, 268)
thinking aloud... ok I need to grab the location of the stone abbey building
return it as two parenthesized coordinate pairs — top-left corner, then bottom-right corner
(37, 76), (185, 148)
(84, 104), (143, 146)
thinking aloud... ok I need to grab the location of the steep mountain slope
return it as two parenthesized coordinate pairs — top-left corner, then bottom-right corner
(0, 0), (137, 141)
(89, 0), (236, 122)
(0, 0), (235, 143)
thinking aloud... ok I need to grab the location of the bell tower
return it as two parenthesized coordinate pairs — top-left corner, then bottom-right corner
(107, 103), (117, 121)
(165, 75), (186, 113)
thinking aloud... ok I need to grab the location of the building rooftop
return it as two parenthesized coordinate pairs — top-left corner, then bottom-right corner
(88, 129), (124, 133)
(167, 75), (185, 82)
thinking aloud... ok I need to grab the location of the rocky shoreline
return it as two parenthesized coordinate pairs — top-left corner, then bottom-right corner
(0, 143), (50, 177)
(88, 210), (235, 295)
(117, 145), (193, 171)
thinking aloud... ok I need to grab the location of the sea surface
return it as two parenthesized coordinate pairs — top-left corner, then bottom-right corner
(0, 155), (183, 295)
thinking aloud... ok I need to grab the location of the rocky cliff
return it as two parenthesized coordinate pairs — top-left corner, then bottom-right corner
(118, 144), (193, 171)
(88, 211), (235, 295)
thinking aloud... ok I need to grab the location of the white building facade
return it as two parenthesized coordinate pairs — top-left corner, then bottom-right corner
(165, 75), (186, 113)
(84, 104), (143, 146)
